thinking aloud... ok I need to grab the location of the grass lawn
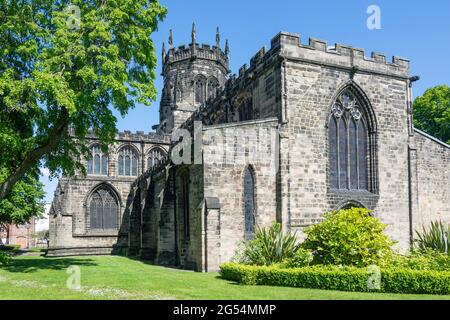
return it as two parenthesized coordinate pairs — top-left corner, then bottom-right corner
(0, 255), (449, 300)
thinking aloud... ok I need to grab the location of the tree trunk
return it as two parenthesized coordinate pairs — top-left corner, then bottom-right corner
(0, 108), (69, 201)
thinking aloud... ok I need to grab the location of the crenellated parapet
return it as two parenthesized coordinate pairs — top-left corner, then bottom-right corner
(162, 24), (229, 75)
(116, 130), (171, 143)
(270, 31), (410, 78)
(163, 44), (229, 73)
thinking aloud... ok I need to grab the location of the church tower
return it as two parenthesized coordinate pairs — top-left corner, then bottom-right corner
(156, 24), (230, 133)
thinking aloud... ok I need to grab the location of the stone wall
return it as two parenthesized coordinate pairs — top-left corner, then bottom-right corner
(48, 132), (170, 256)
(411, 130), (450, 231)
(49, 30), (450, 270)
(202, 119), (279, 263)
(274, 32), (412, 250)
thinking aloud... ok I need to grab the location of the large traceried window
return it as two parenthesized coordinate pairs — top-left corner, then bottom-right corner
(89, 186), (118, 230)
(87, 145), (108, 175)
(329, 90), (369, 191)
(243, 166), (256, 240)
(147, 147), (166, 170)
(118, 146), (138, 176)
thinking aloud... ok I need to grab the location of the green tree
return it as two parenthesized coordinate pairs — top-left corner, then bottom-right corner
(413, 85), (450, 144)
(0, 171), (45, 245)
(0, 0), (167, 200)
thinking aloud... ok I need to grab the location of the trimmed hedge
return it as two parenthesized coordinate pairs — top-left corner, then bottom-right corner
(0, 244), (20, 252)
(0, 251), (11, 265)
(220, 263), (450, 295)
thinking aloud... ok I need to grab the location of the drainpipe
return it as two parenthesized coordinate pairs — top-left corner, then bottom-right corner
(407, 76), (420, 247)
(407, 76), (420, 136)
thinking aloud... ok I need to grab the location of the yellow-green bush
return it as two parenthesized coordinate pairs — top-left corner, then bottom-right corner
(302, 208), (394, 267)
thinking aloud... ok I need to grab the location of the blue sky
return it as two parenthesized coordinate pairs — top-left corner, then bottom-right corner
(40, 0), (450, 202)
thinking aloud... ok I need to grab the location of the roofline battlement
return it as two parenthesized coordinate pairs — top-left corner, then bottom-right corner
(115, 130), (171, 143)
(164, 43), (229, 68)
(270, 31), (410, 78)
(161, 24), (230, 74)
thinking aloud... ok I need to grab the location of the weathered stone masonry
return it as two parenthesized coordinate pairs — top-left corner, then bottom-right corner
(49, 28), (450, 271)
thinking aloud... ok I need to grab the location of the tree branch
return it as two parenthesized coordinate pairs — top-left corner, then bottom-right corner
(0, 107), (69, 201)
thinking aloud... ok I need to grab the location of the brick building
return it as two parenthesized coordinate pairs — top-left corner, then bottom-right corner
(48, 27), (450, 271)
(1, 218), (36, 249)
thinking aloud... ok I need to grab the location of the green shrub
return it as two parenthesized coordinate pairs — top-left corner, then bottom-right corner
(220, 262), (450, 295)
(0, 244), (20, 252)
(0, 251), (11, 266)
(280, 248), (313, 268)
(242, 223), (302, 266)
(230, 241), (251, 264)
(415, 221), (450, 254)
(387, 250), (450, 271)
(302, 208), (395, 267)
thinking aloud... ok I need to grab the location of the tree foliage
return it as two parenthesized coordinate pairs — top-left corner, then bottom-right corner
(413, 85), (450, 144)
(0, 0), (167, 200)
(0, 171), (45, 228)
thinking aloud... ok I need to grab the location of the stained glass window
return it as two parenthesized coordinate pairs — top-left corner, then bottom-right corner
(328, 90), (368, 191)
(118, 147), (138, 176)
(89, 186), (118, 230)
(195, 77), (206, 105)
(87, 145), (107, 175)
(244, 167), (255, 240)
(147, 148), (166, 169)
(328, 118), (338, 189)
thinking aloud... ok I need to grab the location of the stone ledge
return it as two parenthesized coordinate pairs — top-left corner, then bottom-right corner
(46, 246), (114, 257)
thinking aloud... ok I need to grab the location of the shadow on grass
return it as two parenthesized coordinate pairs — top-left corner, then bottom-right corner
(3, 257), (98, 273)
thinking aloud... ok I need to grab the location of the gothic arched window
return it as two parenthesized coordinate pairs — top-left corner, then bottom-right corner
(118, 146), (138, 176)
(89, 186), (118, 230)
(147, 147), (166, 169)
(175, 88), (182, 104)
(180, 173), (190, 240)
(328, 90), (369, 190)
(195, 76), (206, 105)
(239, 97), (254, 121)
(87, 145), (108, 175)
(243, 166), (256, 240)
(207, 77), (219, 100)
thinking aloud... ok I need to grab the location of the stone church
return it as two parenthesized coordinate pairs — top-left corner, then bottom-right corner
(48, 26), (450, 271)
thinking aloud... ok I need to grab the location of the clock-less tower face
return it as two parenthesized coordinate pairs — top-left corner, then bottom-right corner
(158, 27), (229, 134)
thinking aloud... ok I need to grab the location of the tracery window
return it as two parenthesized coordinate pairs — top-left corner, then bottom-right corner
(118, 146), (138, 176)
(243, 166), (256, 240)
(89, 186), (118, 230)
(147, 147), (166, 169)
(87, 145), (108, 175)
(329, 90), (368, 190)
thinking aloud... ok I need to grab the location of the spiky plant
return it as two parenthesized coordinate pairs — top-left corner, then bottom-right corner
(243, 223), (302, 266)
(415, 221), (450, 254)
